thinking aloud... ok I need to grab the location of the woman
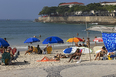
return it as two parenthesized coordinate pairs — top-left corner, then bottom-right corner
(25, 46), (33, 55)
(55, 53), (70, 58)
(86, 38), (90, 48)
(68, 48), (81, 62)
(94, 46), (107, 60)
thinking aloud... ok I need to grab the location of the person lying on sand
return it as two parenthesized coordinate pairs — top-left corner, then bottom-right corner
(36, 56), (60, 62)
(68, 48), (81, 62)
(54, 53), (70, 58)
(94, 46), (107, 60)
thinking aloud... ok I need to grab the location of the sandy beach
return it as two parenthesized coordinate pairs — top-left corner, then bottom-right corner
(1, 43), (116, 77)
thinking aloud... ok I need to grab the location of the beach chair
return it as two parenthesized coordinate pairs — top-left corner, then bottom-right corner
(32, 46), (38, 54)
(12, 48), (17, 55)
(8, 47), (12, 50)
(47, 46), (52, 54)
(71, 56), (81, 63)
(12, 51), (20, 62)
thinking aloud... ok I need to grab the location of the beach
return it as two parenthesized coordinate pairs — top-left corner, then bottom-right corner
(1, 43), (116, 77)
(0, 20), (115, 77)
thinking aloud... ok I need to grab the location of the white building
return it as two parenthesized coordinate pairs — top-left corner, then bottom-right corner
(100, 1), (116, 5)
(59, 2), (84, 8)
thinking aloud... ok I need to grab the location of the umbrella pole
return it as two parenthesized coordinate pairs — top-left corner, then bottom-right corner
(89, 46), (91, 61)
(86, 22), (91, 61)
(53, 44), (54, 52)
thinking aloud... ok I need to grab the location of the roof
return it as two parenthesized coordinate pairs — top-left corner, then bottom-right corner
(101, 1), (116, 3)
(59, 2), (84, 6)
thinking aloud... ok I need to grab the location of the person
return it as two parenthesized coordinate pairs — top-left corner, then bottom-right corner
(94, 46), (107, 60)
(0, 45), (5, 53)
(39, 35), (41, 38)
(33, 36), (36, 38)
(1, 49), (11, 65)
(55, 53), (70, 58)
(25, 46), (33, 55)
(94, 36), (97, 46)
(37, 45), (42, 54)
(75, 42), (78, 47)
(86, 38), (90, 48)
(4, 38), (8, 50)
(43, 45), (48, 54)
(78, 44), (82, 47)
(82, 37), (85, 45)
(68, 48), (81, 62)
(7, 48), (14, 59)
(42, 56), (60, 61)
(4, 38), (8, 43)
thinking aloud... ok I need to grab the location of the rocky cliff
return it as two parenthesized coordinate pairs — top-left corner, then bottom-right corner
(36, 16), (116, 25)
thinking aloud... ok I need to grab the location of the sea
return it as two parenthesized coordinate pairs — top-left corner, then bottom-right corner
(0, 19), (103, 51)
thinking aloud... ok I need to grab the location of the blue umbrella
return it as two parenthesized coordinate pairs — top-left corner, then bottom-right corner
(0, 38), (10, 47)
(24, 37), (40, 43)
(42, 36), (64, 44)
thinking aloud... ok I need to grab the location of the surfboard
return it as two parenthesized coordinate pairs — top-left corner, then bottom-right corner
(63, 47), (92, 54)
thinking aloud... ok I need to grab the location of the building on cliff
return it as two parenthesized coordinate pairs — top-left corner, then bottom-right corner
(59, 2), (84, 8)
(100, 1), (116, 5)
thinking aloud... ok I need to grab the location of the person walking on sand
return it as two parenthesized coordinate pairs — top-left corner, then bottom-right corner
(82, 37), (85, 45)
(94, 36), (97, 46)
(86, 38), (90, 48)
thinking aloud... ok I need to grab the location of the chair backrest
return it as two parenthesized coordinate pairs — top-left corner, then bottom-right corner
(33, 46), (38, 53)
(8, 47), (12, 50)
(12, 48), (17, 55)
(12, 51), (20, 60)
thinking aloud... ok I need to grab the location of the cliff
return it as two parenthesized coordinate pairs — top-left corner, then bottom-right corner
(37, 16), (116, 25)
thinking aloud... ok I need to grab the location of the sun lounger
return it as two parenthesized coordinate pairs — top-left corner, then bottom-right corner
(12, 48), (17, 55)
(12, 51), (20, 62)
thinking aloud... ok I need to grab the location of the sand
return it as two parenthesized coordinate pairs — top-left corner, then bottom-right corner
(1, 43), (113, 77)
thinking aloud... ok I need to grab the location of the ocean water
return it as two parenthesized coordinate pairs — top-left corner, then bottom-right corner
(0, 19), (102, 51)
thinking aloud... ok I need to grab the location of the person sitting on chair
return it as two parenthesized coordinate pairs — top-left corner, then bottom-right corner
(68, 48), (81, 62)
(25, 46), (33, 55)
(43, 45), (48, 54)
(1, 49), (11, 65)
(37, 45), (42, 54)
(94, 46), (107, 60)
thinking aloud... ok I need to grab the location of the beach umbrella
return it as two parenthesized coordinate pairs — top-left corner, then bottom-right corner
(24, 37), (40, 43)
(66, 37), (82, 42)
(42, 36), (64, 44)
(0, 38), (10, 47)
(93, 37), (103, 42)
(42, 36), (64, 52)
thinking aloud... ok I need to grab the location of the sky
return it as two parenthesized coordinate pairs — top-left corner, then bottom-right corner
(0, 0), (116, 19)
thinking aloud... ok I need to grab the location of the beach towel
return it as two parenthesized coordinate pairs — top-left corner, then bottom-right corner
(36, 56), (60, 62)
